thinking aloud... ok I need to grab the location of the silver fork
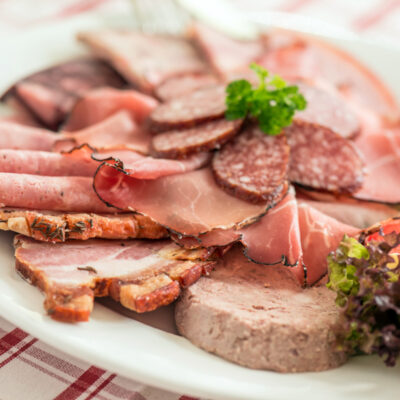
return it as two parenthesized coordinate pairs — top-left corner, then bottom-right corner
(131, 0), (192, 34)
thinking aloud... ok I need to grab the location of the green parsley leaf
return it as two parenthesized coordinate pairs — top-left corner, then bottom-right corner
(225, 63), (307, 135)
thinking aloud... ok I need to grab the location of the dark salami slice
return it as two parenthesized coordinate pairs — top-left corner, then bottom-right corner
(155, 74), (219, 102)
(151, 119), (243, 159)
(295, 83), (360, 139)
(148, 85), (226, 132)
(286, 120), (364, 193)
(212, 126), (289, 203)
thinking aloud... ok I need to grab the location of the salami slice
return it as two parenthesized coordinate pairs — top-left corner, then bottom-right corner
(148, 85), (226, 132)
(286, 120), (364, 193)
(212, 126), (289, 203)
(151, 119), (242, 159)
(155, 74), (219, 102)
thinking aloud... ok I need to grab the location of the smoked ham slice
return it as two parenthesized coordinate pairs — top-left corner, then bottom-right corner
(62, 88), (158, 131)
(0, 120), (57, 151)
(2, 58), (126, 129)
(188, 22), (264, 78)
(0, 208), (167, 242)
(78, 31), (207, 93)
(14, 235), (217, 322)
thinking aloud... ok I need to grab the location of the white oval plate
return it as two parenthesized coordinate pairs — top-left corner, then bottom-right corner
(0, 13), (400, 400)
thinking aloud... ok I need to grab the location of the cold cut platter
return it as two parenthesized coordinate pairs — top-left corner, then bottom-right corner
(0, 14), (399, 400)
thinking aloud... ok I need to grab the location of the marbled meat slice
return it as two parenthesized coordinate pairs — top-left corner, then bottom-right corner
(188, 22), (264, 78)
(295, 82), (360, 139)
(286, 121), (364, 193)
(94, 166), (271, 236)
(2, 58), (126, 129)
(62, 88), (158, 131)
(148, 85), (226, 132)
(0, 120), (57, 151)
(0, 208), (166, 242)
(212, 126), (289, 203)
(151, 119), (242, 159)
(14, 235), (217, 322)
(78, 31), (207, 93)
(175, 246), (347, 372)
(155, 74), (218, 102)
(353, 129), (400, 204)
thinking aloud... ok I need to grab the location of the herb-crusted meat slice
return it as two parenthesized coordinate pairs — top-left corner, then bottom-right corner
(286, 121), (364, 193)
(148, 86), (226, 132)
(212, 126), (289, 203)
(0, 208), (167, 242)
(14, 235), (217, 322)
(151, 119), (243, 159)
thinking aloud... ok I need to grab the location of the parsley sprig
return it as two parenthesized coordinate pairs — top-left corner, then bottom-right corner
(225, 63), (307, 135)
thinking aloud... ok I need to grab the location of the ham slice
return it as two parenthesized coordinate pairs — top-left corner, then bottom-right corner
(353, 129), (400, 204)
(78, 31), (207, 93)
(55, 110), (151, 154)
(189, 22), (264, 78)
(14, 235), (217, 322)
(62, 88), (158, 131)
(0, 208), (166, 242)
(94, 165), (273, 236)
(2, 58), (126, 129)
(0, 120), (57, 151)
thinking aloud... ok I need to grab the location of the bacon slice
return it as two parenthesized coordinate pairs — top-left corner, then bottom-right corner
(148, 86), (226, 132)
(94, 165), (272, 236)
(189, 22), (264, 77)
(14, 235), (217, 322)
(0, 120), (57, 151)
(2, 58), (126, 129)
(151, 119), (242, 159)
(54, 111), (151, 154)
(155, 74), (219, 102)
(78, 31), (207, 93)
(0, 208), (166, 242)
(286, 121), (364, 193)
(62, 88), (158, 131)
(212, 127), (289, 203)
(298, 202), (359, 284)
(353, 129), (400, 204)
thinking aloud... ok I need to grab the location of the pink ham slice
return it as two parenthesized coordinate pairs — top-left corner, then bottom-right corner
(0, 149), (98, 176)
(353, 129), (400, 204)
(78, 31), (207, 93)
(2, 58), (126, 129)
(54, 110), (151, 154)
(14, 235), (217, 322)
(62, 88), (158, 131)
(188, 22), (264, 78)
(94, 165), (272, 236)
(0, 120), (57, 151)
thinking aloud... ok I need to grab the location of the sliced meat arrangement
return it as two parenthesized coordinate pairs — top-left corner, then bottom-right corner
(212, 126), (289, 203)
(175, 246), (347, 372)
(14, 235), (217, 322)
(62, 88), (158, 131)
(0, 120), (57, 151)
(78, 31), (207, 93)
(148, 85), (226, 131)
(286, 121), (364, 193)
(189, 22), (264, 78)
(155, 74), (218, 102)
(2, 58), (126, 129)
(0, 208), (167, 242)
(151, 119), (242, 159)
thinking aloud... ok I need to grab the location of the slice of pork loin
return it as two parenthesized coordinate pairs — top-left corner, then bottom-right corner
(0, 208), (167, 242)
(2, 58), (126, 129)
(14, 235), (217, 322)
(78, 31), (207, 93)
(175, 246), (347, 372)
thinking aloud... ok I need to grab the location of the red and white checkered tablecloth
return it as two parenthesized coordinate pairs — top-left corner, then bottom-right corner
(0, 1), (399, 399)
